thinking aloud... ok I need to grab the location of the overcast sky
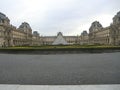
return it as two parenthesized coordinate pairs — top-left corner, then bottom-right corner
(0, 0), (120, 36)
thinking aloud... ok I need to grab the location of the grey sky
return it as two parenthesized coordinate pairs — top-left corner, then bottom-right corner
(0, 0), (120, 36)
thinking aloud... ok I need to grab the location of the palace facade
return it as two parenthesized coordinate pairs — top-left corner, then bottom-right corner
(41, 32), (79, 45)
(79, 11), (120, 45)
(0, 11), (120, 47)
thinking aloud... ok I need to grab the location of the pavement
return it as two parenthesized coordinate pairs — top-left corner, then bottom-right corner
(0, 53), (120, 85)
(0, 84), (120, 90)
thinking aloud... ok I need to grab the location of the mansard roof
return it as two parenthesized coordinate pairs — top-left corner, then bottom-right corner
(0, 12), (10, 22)
(81, 30), (88, 35)
(116, 11), (120, 17)
(89, 21), (103, 32)
(113, 11), (120, 19)
(33, 31), (39, 36)
(19, 22), (32, 30)
(0, 12), (6, 19)
(91, 21), (102, 27)
(113, 11), (120, 24)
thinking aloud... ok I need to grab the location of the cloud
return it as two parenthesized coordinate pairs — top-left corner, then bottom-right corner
(0, 0), (120, 36)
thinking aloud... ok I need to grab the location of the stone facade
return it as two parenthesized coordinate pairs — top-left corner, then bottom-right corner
(79, 31), (89, 45)
(110, 11), (120, 45)
(79, 11), (120, 46)
(41, 36), (56, 45)
(0, 11), (120, 47)
(0, 12), (39, 47)
(41, 32), (78, 45)
(88, 21), (110, 45)
(32, 31), (41, 46)
(0, 12), (12, 47)
(89, 21), (103, 45)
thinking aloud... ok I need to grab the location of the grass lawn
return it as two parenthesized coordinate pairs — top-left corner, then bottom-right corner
(0, 45), (120, 50)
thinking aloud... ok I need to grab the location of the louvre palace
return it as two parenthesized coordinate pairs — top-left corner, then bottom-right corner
(0, 11), (120, 47)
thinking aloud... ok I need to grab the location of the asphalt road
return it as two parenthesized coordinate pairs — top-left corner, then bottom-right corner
(0, 52), (120, 85)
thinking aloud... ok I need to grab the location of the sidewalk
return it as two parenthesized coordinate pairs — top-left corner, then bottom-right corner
(0, 84), (120, 90)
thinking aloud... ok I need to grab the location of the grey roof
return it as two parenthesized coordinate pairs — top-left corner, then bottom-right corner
(117, 11), (120, 16)
(0, 12), (6, 19)
(89, 21), (103, 32)
(19, 22), (31, 30)
(81, 30), (88, 35)
(92, 21), (102, 27)
(113, 11), (120, 19)
(33, 31), (39, 36)
(113, 11), (120, 24)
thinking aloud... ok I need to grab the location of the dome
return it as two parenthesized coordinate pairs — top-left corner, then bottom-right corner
(92, 21), (102, 28)
(81, 31), (88, 35)
(19, 22), (32, 30)
(89, 21), (103, 32)
(33, 31), (39, 36)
